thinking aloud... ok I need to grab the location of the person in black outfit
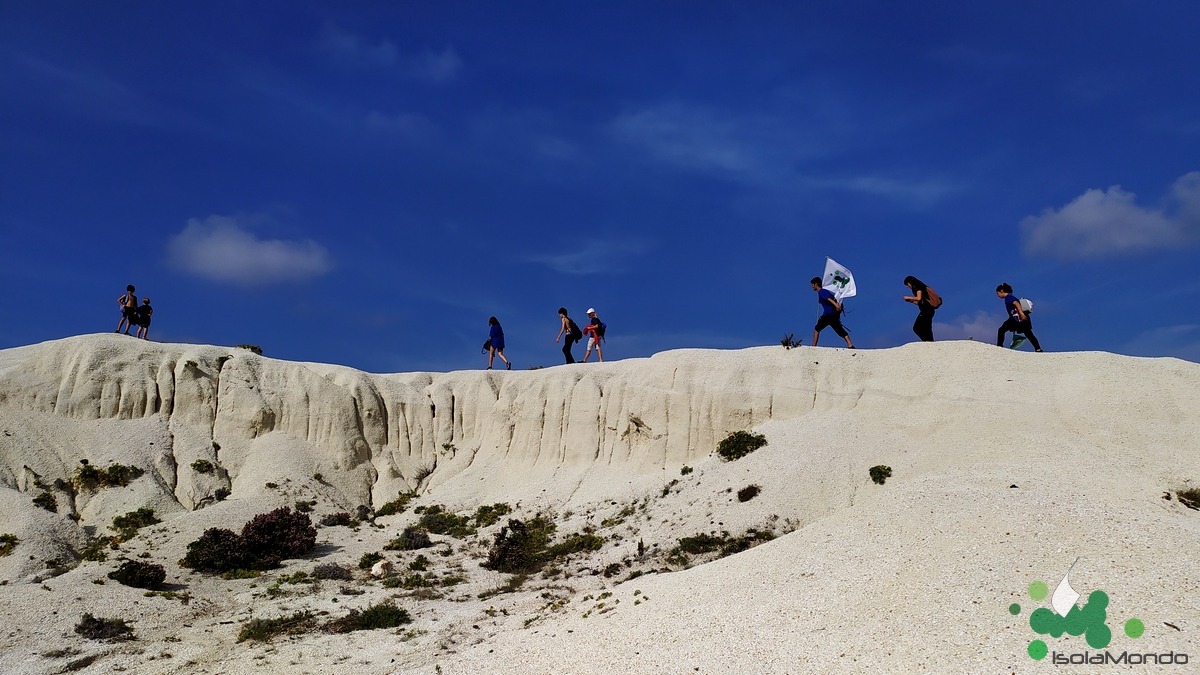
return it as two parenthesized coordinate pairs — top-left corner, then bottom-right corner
(135, 298), (153, 340)
(902, 276), (936, 342)
(554, 307), (583, 364)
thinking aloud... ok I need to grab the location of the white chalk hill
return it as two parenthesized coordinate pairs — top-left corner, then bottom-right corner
(0, 334), (1197, 674)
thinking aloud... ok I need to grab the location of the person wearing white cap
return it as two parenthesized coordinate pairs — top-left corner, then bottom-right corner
(581, 307), (605, 363)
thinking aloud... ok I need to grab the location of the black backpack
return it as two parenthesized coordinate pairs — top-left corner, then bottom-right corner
(567, 318), (583, 340)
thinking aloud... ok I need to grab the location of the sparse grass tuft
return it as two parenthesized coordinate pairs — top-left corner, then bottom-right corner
(1178, 487), (1200, 510)
(717, 431), (767, 461)
(320, 512), (357, 528)
(325, 602), (411, 633)
(358, 552), (384, 570)
(72, 462), (144, 491)
(0, 533), (17, 556)
(237, 611), (315, 642)
(473, 503), (512, 528)
(111, 508), (161, 541)
(384, 526), (433, 551)
(417, 505), (476, 538)
(32, 491), (57, 512)
(75, 613), (134, 641)
(312, 563), (353, 580)
(190, 459), (214, 473)
(869, 465), (893, 485)
(375, 490), (418, 517)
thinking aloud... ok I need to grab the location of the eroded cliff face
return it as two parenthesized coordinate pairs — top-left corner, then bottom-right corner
(0, 335), (841, 514)
(4, 333), (1199, 521)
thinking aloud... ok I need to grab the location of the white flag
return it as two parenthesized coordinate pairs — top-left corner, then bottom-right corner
(823, 257), (857, 300)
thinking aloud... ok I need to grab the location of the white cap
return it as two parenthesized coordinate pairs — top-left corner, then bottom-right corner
(587, 307), (596, 314)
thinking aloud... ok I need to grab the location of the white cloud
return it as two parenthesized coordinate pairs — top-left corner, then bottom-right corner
(931, 310), (998, 342)
(167, 215), (333, 285)
(1122, 324), (1200, 363)
(608, 102), (957, 203)
(527, 240), (648, 275)
(1021, 171), (1200, 259)
(321, 26), (461, 82)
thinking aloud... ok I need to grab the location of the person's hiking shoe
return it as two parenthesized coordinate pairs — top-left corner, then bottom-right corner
(1010, 336), (1027, 350)
(505, 361), (511, 370)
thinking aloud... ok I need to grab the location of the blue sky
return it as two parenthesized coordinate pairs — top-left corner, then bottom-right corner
(3, 2), (1199, 371)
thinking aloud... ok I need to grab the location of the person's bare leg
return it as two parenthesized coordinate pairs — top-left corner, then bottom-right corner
(581, 349), (590, 363)
(498, 350), (510, 366)
(596, 347), (603, 363)
(812, 330), (820, 347)
(843, 335), (855, 348)
(488, 348), (495, 369)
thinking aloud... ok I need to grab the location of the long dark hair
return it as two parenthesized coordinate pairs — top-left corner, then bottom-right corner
(903, 275), (922, 288)
(488, 316), (499, 326)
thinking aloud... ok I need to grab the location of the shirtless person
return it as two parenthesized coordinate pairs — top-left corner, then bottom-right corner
(116, 285), (138, 335)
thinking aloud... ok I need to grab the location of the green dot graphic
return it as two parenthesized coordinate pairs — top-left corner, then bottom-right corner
(1028, 639), (1048, 660)
(1125, 618), (1145, 638)
(1029, 581), (1049, 601)
(1009, 603), (1021, 615)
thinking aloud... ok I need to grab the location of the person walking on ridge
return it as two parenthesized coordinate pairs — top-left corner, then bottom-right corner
(995, 283), (1043, 352)
(116, 285), (138, 335)
(581, 308), (604, 362)
(555, 307), (583, 364)
(135, 297), (154, 340)
(902, 276), (937, 342)
(811, 278), (855, 349)
(486, 316), (511, 370)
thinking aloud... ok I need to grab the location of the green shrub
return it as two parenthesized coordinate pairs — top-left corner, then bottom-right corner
(111, 508), (161, 541)
(320, 512), (356, 528)
(383, 573), (429, 589)
(384, 526), (433, 551)
(408, 554), (431, 572)
(375, 490), (418, 517)
(482, 517), (556, 574)
(0, 533), (17, 557)
(312, 563), (353, 581)
(671, 528), (775, 564)
(32, 491), (57, 512)
(717, 431), (767, 461)
(213, 486), (230, 501)
(236, 344), (263, 355)
(80, 536), (120, 562)
(237, 611), (315, 642)
(74, 613), (134, 641)
(294, 500), (313, 512)
(869, 465), (893, 485)
(190, 459), (214, 473)
(473, 503), (512, 527)
(324, 602), (411, 633)
(72, 462), (144, 491)
(107, 560), (166, 590)
(417, 505), (476, 538)
(546, 531), (605, 559)
(680, 465), (693, 476)
(358, 552), (384, 570)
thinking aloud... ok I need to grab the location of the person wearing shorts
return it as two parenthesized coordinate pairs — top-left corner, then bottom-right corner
(486, 316), (511, 370)
(555, 307), (583, 364)
(811, 277), (854, 348)
(116, 285), (138, 335)
(995, 283), (1043, 352)
(135, 298), (153, 340)
(581, 308), (604, 362)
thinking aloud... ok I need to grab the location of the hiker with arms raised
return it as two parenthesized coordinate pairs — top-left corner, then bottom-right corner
(811, 278), (855, 349)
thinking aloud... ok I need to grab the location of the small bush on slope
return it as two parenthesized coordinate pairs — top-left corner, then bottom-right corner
(181, 507), (316, 573)
(107, 560), (166, 590)
(717, 431), (767, 461)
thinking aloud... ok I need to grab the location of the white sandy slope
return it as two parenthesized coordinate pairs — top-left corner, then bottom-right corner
(0, 334), (1197, 674)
